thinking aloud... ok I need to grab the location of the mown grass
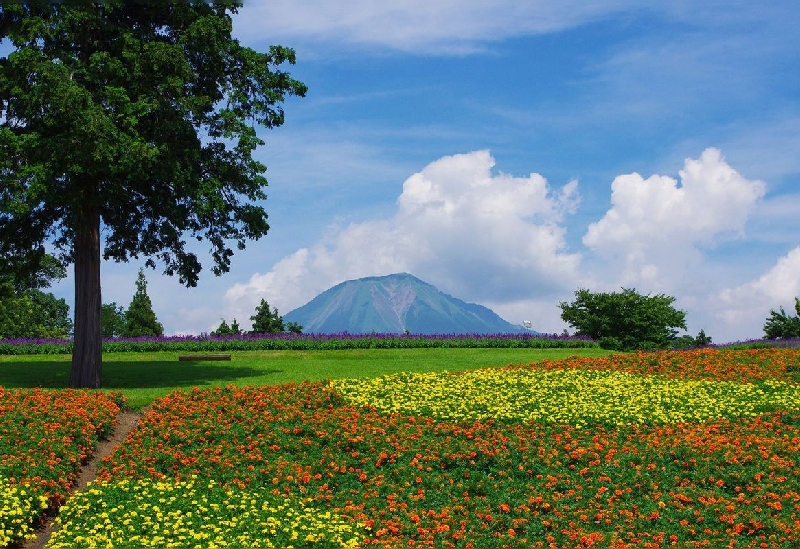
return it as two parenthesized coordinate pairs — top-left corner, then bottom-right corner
(0, 347), (613, 410)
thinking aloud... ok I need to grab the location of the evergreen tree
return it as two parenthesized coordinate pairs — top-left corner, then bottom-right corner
(286, 321), (303, 334)
(211, 319), (232, 336)
(250, 299), (284, 334)
(693, 329), (712, 347)
(123, 269), (163, 337)
(211, 317), (242, 336)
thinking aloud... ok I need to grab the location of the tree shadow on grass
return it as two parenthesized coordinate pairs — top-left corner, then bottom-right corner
(0, 360), (281, 389)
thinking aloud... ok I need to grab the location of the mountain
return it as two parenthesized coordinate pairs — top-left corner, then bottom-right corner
(283, 273), (527, 334)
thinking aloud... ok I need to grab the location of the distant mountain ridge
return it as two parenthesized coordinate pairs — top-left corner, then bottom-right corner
(283, 273), (527, 334)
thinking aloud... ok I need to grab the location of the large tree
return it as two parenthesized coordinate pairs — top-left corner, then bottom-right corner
(0, 4), (306, 387)
(559, 288), (687, 351)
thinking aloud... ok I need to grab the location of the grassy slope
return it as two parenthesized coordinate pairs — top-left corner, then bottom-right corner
(0, 348), (612, 409)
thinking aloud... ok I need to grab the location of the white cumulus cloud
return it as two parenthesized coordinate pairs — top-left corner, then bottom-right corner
(710, 246), (800, 339)
(221, 147), (784, 341)
(583, 147), (766, 290)
(223, 150), (582, 329)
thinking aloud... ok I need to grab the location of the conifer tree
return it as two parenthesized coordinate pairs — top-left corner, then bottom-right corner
(211, 317), (242, 336)
(211, 319), (232, 336)
(250, 299), (284, 334)
(123, 269), (163, 337)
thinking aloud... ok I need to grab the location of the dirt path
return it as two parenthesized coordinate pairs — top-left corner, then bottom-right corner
(18, 410), (143, 549)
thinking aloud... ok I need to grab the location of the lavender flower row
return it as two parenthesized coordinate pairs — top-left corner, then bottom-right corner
(0, 332), (599, 355)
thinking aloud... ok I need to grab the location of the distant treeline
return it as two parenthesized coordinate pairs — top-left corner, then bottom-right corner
(0, 332), (599, 355)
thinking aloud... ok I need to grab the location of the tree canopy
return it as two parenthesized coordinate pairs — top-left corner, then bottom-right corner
(763, 297), (800, 339)
(211, 318), (242, 337)
(250, 299), (285, 334)
(670, 328), (713, 349)
(0, 250), (72, 339)
(101, 302), (126, 338)
(559, 288), (687, 351)
(0, 3), (306, 386)
(0, 282), (73, 339)
(123, 269), (163, 337)
(0, 247), (66, 294)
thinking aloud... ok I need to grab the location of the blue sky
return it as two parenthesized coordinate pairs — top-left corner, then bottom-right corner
(45, 1), (800, 342)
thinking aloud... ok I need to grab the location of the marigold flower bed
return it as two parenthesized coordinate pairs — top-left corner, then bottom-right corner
(46, 349), (800, 547)
(0, 388), (122, 546)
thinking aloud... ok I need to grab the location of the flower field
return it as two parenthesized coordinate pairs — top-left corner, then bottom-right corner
(5, 348), (800, 548)
(0, 332), (598, 355)
(0, 388), (122, 546)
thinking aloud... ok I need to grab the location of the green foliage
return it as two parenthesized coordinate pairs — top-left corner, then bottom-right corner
(0, 247), (72, 338)
(0, 249), (67, 294)
(249, 299), (285, 334)
(0, 281), (72, 339)
(211, 318), (242, 337)
(0, 4), (306, 385)
(211, 319), (231, 336)
(0, 334), (601, 355)
(694, 328), (712, 346)
(229, 318), (241, 335)
(122, 269), (163, 337)
(671, 329), (713, 350)
(0, 3), (307, 284)
(671, 335), (695, 349)
(559, 287), (687, 351)
(763, 297), (800, 339)
(0, 282), (27, 339)
(286, 321), (303, 334)
(25, 289), (73, 337)
(101, 302), (126, 338)
(247, 300), (302, 334)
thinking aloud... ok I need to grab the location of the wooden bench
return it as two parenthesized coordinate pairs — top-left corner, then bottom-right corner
(178, 354), (231, 361)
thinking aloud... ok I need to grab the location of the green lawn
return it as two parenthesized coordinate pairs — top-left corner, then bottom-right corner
(0, 347), (612, 409)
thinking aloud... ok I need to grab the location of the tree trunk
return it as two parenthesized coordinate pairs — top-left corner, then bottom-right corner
(71, 204), (102, 389)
